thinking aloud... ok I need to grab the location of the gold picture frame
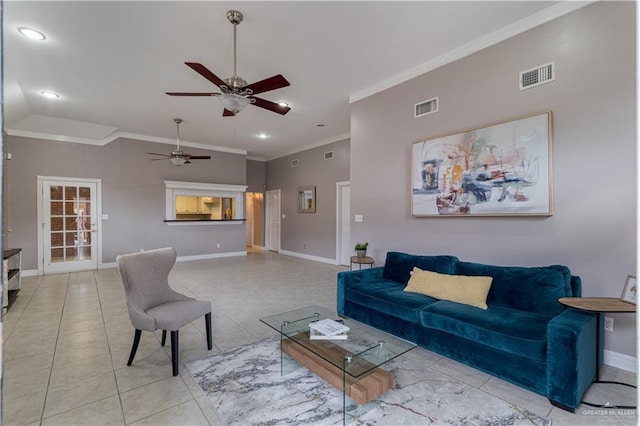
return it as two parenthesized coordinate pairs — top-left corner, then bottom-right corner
(297, 186), (316, 213)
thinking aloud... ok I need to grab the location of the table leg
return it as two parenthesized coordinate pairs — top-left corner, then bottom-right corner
(581, 312), (637, 409)
(595, 313), (601, 382)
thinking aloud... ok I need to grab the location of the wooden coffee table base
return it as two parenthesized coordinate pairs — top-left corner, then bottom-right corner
(281, 338), (393, 405)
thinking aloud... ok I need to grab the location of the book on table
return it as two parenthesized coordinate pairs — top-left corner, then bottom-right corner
(308, 318), (350, 336)
(309, 328), (348, 340)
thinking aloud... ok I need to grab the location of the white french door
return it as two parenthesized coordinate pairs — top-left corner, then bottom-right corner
(38, 177), (102, 274)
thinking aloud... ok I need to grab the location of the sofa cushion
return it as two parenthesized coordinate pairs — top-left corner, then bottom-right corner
(405, 267), (493, 309)
(421, 301), (550, 362)
(345, 279), (438, 323)
(383, 252), (459, 285)
(454, 261), (571, 316)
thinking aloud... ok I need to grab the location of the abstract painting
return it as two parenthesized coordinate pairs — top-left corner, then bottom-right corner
(411, 112), (552, 217)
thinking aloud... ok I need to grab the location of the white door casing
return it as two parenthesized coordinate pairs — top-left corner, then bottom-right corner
(336, 181), (350, 265)
(37, 176), (102, 274)
(265, 189), (281, 252)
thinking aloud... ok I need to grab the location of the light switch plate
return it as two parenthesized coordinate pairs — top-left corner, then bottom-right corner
(355, 214), (363, 222)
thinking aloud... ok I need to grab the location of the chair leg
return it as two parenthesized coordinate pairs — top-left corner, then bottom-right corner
(161, 330), (167, 346)
(171, 330), (179, 376)
(205, 312), (212, 350)
(127, 329), (142, 366)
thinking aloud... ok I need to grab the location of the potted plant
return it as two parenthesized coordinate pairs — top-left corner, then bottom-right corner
(354, 242), (369, 258)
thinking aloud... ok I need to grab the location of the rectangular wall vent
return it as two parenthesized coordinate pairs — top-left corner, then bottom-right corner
(414, 97), (439, 118)
(324, 151), (333, 160)
(291, 159), (299, 167)
(520, 61), (555, 90)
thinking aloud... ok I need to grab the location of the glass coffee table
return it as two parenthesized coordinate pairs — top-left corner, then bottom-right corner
(260, 305), (416, 424)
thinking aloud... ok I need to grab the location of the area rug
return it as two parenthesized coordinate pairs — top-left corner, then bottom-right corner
(186, 338), (551, 425)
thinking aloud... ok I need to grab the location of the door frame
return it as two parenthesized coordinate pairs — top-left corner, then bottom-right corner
(336, 181), (350, 265)
(265, 189), (281, 252)
(37, 176), (103, 275)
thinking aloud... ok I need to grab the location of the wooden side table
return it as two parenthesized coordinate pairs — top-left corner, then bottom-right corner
(350, 256), (374, 271)
(558, 297), (636, 409)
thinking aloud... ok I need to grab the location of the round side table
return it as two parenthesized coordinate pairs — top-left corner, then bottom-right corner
(350, 256), (374, 270)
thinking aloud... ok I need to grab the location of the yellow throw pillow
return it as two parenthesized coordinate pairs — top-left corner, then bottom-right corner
(404, 267), (493, 310)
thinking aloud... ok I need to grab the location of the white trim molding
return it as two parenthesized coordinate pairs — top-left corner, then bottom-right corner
(164, 181), (248, 223)
(279, 249), (344, 266)
(604, 349), (637, 373)
(101, 251), (247, 270)
(349, 1), (595, 103)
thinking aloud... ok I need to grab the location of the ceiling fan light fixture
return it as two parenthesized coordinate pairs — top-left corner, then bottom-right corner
(219, 93), (250, 114)
(170, 156), (187, 166)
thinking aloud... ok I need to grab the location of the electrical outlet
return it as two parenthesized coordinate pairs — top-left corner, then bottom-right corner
(216, 243), (221, 248)
(303, 244), (307, 249)
(604, 316), (614, 332)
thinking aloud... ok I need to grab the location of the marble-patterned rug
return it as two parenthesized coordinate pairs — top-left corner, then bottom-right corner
(186, 338), (551, 425)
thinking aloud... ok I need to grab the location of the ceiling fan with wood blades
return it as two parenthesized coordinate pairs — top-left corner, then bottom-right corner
(166, 10), (291, 117)
(147, 118), (211, 166)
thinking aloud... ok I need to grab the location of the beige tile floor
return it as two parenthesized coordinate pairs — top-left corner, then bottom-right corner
(2, 250), (637, 425)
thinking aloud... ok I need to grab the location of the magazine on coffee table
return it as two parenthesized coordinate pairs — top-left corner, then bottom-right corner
(308, 318), (350, 336)
(309, 328), (348, 340)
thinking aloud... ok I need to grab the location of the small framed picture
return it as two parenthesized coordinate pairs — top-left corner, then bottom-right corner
(620, 275), (637, 305)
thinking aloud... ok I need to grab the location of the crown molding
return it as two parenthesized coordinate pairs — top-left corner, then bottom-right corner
(5, 128), (247, 155)
(349, 1), (595, 104)
(118, 132), (247, 155)
(266, 132), (350, 161)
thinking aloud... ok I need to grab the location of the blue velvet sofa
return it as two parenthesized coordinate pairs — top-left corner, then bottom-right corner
(337, 251), (599, 412)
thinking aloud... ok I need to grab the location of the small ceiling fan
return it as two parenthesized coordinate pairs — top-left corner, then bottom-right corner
(166, 10), (291, 117)
(147, 118), (211, 166)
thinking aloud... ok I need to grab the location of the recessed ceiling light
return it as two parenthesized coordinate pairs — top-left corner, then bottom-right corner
(40, 91), (60, 99)
(258, 133), (267, 139)
(277, 102), (289, 107)
(18, 27), (46, 40)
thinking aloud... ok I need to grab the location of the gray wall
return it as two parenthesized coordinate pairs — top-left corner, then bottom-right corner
(246, 160), (266, 193)
(7, 136), (248, 268)
(266, 139), (350, 260)
(350, 2), (636, 357)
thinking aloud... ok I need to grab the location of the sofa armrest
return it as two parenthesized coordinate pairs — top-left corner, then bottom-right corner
(337, 267), (384, 315)
(546, 308), (597, 411)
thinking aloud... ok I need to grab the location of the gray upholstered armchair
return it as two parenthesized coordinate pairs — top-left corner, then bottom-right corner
(116, 247), (212, 376)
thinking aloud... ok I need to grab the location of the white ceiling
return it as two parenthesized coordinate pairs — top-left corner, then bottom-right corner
(4, 1), (584, 160)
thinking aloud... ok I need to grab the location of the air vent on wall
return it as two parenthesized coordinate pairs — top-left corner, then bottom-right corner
(414, 97), (439, 118)
(291, 159), (299, 167)
(324, 151), (333, 160)
(520, 61), (555, 90)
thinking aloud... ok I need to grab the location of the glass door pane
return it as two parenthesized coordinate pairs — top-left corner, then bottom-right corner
(44, 180), (98, 273)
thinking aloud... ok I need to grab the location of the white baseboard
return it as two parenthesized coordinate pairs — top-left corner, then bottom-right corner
(21, 269), (39, 277)
(100, 251), (249, 270)
(279, 250), (339, 265)
(604, 349), (637, 373)
(176, 251), (247, 262)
